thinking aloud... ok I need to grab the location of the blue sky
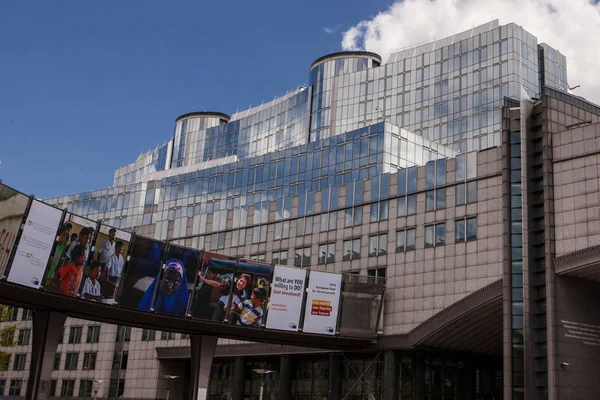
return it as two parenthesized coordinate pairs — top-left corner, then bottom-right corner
(0, 0), (391, 198)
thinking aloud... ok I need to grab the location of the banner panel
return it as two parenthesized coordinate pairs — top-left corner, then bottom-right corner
(44, 213), (97, 295)
(151, 245), (201, 317)
(0, 185), (30, 278)
(302, 271), (342, 335)
(191, 253), (237, 321)
(117, 236), (166, 310)
(265, 265), (306, 332)
(229, 261), (272, 327)
(79, 224), (132, 303)
(7, 200), (63, 289)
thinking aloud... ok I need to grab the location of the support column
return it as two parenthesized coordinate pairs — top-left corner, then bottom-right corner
(233, 356), (245, 400)
(279, 355), (292, 400)
(383, 350), (398, 400)
(412, 352), (425, 400)
(190, 335), (218, 400)
(25, 310), (66, 400)
(328, 352), (343, 400)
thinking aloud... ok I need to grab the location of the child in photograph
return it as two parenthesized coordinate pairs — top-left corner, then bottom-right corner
(46, 223), (73, 282)
(200, 272), (251, 322)
(54, 244), (86, 297)
(137, 259), (189, 317)
(81, 261), (104, 301)
(106, 241), (125, 284)
(66, 227), (92, 263)
(236, 287), (267, 327)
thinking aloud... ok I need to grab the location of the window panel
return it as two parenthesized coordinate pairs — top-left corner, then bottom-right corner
(436, 188), (446, 210)
(397, 196), (406, 217)
(396, 230), (406, 252)
(467, 217), (477, 240)
(406, 228), (416, 251)
(425, 190), (435, 211)
(369, 236), (378, 257)
(407, 195), (417, 215)
(455, 219), (466, 242)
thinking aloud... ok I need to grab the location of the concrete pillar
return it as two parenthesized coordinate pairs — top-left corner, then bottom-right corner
(190, 335), (218, 400)
(328, 352), (343, 400)
(412, 352), (425, 400)
(233, 356), (245, 400)
(279, 355), (292, 400)
(383, 350), (398, 400)
(25, 310), (66, 400)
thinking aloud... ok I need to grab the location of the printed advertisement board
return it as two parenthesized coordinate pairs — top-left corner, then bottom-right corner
(0, 185), (30, 278)
(7, 200), (63, 289)
(149, 245), (200, 317)
(117, 236), (167, 310)
(265, 265), (306, 332)
(82, 224), (132, 302)
(230, 260), (272, 327)
(302, 271), (342, 335)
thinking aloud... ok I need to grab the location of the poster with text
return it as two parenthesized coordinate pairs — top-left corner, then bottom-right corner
(0, 184), (30, 278)
(229, 260), (272, 327)
(265, 265), (306, 332)
(80, 224), (132, 303)
(7, 200), (63, 288)
(43, 213), (97, 295)
(191, 253), (237, 321)
(302, 271), (342, 335)
(117, 236), (166, 310)
(150, 245), (200, 317)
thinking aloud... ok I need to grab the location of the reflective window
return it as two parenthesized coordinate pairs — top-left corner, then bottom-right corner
(397, 197), (406, 217)
(407, 195), (417, 215)
(368, 233), (387, 257)
(467, 181), (478, 203)
(467, 217), (477, 240)
(425, 190), (435, 211)
(436, 188), (446, 209)
(396, 230), (406, 252)
(425, 162), (435, 188)
(397, 169), (407, 195)
(406, 228), (416, 251)
(455, 219), (466, 242)
(379, 200), (389, 220)
(407, 167), (417, 192)
(370, 203), (378, 223)
(456, 183), (466, 205)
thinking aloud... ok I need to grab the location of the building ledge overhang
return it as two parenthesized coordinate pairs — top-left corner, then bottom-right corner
(555, 244), (600, 282)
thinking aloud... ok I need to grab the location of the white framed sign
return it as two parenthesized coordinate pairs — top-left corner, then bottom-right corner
(266, 265), (306, 331)
(8, 200), (63, 288)
(302, 271), (342, 335)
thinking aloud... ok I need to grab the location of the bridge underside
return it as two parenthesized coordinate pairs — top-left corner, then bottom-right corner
(0, 281), (367, 350)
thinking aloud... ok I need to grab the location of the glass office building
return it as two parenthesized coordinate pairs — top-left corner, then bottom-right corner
(2, 20), (586, 400)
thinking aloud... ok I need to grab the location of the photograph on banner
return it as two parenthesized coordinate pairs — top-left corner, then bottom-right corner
(227, 260), (272, 327)
(143, 244), (200, 317)
(80, 224), (132, 303)
(116, 236), (166, 310)
(191, 252), (237, 321)
(7, 200), (63, 289)
(0, 184), (30, 278)
(265, 265), (307, 332)
(44, 213), (97, 295)
(302, 271), (342, 335)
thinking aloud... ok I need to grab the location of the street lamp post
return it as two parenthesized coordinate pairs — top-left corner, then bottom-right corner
(162, 375), (179, 400)
(252, 369), (274, 400)
(93, 379), (103, 400)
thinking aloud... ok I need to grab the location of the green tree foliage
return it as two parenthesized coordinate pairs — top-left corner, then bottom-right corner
(0, 305), (18, 373)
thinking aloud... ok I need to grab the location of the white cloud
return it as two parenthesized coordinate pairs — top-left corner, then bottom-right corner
(342, 0), (600, 104)
(324, 25), (341, 34)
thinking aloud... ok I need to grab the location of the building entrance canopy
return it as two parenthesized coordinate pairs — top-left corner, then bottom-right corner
(0, 182), (385, 350)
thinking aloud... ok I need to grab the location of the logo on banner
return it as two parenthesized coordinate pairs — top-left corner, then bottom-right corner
(311, 299), (333, 316)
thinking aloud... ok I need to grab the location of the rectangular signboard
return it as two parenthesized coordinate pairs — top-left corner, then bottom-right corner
(0, 184), (30, 278)
(302, 271), (342, 335)
(117, 236), (166, 310)
(7, 200), (63, 288)
(265, 265), (306, 332)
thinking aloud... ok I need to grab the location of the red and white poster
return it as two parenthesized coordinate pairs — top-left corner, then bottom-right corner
(7, 200), (63, 288)
(302, 271), (342, 335)
(266, 265), (306, 331)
